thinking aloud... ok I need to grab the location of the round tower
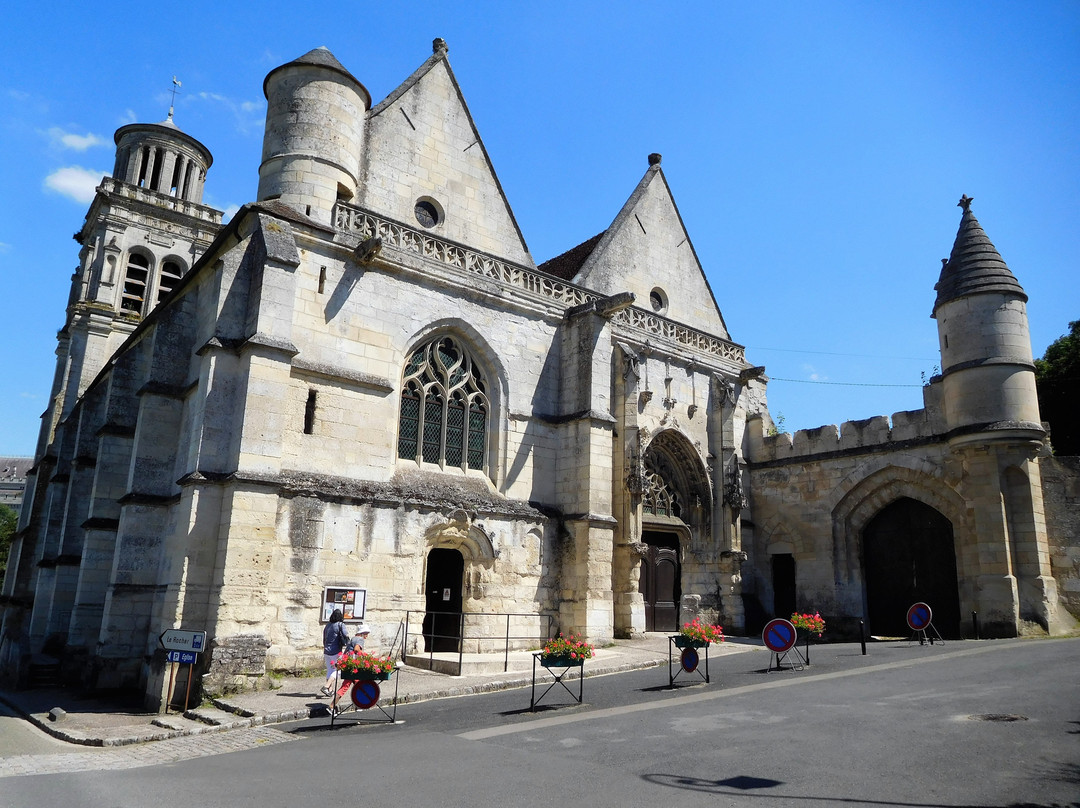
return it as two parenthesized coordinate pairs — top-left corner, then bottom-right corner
(113, 114), (213, 203)
(257, 47), (371, 225)
(932, 195), (1043, 443)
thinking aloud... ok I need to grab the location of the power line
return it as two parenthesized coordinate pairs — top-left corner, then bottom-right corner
(769, 377), (922, 388)
(747, 346), (935, 362)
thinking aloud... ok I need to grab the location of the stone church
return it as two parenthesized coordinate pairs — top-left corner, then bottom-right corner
(2, 41), (1076, 708)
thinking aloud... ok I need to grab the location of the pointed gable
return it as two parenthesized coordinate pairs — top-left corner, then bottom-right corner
(571, 155), (729, 338)
(356, 39), (533, 267)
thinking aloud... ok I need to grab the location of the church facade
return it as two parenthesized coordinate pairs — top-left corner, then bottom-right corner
(2, 41), (1076, 708)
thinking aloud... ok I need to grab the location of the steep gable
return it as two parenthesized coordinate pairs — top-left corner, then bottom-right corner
(356, 42), (533, 267)
(572, 157), (729, 338)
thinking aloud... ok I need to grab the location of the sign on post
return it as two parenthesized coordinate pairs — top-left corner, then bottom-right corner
(166, 650), (199, 665)
(159, 629), (206, 652)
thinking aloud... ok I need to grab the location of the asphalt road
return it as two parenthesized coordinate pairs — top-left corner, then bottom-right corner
(4, 638), (1079, 807)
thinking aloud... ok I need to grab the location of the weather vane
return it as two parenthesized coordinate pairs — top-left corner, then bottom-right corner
(168, 76), (182, 119)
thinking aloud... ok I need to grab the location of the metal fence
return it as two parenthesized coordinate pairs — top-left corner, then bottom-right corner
(402, 611), (555, 675)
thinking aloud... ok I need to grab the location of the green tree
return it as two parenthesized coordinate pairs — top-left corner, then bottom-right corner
(0, 504), (17, 580)
(1034, 319), (1080, 456)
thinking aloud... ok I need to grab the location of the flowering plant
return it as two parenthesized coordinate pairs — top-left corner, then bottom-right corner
(335, 649), (394, 676)
(790, 612), (826, 637)
(679, 618), (725, 644)
(540, 633), (595, 660)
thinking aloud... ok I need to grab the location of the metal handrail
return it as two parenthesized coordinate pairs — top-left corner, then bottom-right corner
(402, 611), (555, 675)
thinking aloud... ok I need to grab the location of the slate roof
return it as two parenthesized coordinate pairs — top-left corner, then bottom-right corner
(537, 232), (605, 281)
(934, 196), (1026, 314)
(263, 46), (371, 107)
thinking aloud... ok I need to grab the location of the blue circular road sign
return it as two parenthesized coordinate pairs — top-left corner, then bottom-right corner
(680, 646), (700, 673)
(907, 602), (932, 631)
(350, 680), (381, 710)
(763, 618), (797, 653)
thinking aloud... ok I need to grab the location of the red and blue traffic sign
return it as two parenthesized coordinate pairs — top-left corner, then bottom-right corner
(350, 680), (382, 710)
(907, 602), (933, 631)
(763, 618), (797, 653)
(680, 646), (700, 673)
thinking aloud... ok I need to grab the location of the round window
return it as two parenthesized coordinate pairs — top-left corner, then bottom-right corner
(414, 198), (442, 228)
(650, 287), (668, 314)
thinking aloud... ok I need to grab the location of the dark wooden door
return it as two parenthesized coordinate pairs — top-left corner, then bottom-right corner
(863, 497), (961, 638)
(772, 553), (796, 619)
(642, 531), (680, 632)
(423, 548), (464, 652)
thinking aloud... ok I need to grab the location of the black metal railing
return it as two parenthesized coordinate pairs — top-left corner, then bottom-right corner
(402, 611), (555, 676)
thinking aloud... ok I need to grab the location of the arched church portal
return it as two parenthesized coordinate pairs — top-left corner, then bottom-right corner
(862, 498), (961, 638)
(423, 548), (464, 652)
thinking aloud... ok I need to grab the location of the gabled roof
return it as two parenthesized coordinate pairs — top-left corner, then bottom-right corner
(359, 39), (532, 266)
(934, 195), (1026, 315)
(567, 155), (730, 338)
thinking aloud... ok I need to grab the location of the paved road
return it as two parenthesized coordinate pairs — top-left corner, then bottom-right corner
(2, 638), (1078, 807)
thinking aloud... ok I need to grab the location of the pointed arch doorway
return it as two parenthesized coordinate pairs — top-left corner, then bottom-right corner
(423, 548), (463, 652)
(862, 497), (961, 638)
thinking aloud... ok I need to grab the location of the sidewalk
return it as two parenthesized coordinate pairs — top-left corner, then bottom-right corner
(0, 635), (762, 747)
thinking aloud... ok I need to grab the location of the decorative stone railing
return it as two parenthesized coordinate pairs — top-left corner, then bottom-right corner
(99, 177), (223, 224)
(333, 202), (744, 365)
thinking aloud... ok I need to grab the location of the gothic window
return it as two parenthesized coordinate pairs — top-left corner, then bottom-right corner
(642, 454), (682, 518)
(121, 253), (151, 313)
(398, 335), (489, 473)
(156, 260), (184, 304)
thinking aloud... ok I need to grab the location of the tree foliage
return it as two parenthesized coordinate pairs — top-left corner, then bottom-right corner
(1034, 319), (1080, 456)
(0, 504), (17, 580)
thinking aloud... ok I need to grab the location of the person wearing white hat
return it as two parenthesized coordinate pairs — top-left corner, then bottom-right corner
(348, 623), (371, 652)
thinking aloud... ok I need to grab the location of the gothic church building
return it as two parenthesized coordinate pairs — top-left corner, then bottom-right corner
(3, 41), (1076, 708)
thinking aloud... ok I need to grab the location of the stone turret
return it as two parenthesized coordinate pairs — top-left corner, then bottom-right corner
(932, 195), (1043, 444)
(257, 47), (371, 226)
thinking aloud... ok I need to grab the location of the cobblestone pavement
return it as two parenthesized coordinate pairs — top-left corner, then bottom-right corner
(0, 725), (297, 778)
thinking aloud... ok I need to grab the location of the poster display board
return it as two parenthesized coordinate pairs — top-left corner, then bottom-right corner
(322, 587), (367, 623)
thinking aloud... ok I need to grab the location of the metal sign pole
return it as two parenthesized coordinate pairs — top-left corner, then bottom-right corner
(183, 663), (194, 713)
(166, 661), (177, 713)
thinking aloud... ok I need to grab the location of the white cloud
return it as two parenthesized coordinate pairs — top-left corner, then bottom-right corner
(47, 127), (107, 151)
(119, 109), (138, 125)
(43, 166), (106, 203)
(222, 204), (241, 222)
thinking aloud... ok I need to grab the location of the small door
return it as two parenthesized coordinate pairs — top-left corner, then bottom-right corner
(423, 548), (464, 652)
(642, 531), (681, 632)
(772, 554), (796, 619)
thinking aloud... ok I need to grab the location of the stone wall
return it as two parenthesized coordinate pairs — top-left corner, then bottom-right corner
(1041, 455), (1080, 622)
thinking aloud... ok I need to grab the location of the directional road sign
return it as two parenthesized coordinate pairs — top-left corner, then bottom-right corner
(166, 650), (198, 665)
(160, 629), (206, 653)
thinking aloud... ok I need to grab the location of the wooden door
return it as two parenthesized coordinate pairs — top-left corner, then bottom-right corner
(642, 531), (680, 632)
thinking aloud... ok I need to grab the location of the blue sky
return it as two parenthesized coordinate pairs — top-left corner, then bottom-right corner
(1, 2), (1077, 456)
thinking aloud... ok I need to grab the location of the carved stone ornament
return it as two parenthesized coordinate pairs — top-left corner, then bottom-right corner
(688, 403), (698, 419)
(628, 542), (650, 558)
(723, 456), (748, 511)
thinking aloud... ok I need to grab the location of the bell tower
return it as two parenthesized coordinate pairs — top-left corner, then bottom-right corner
(43, 111), (222, 449)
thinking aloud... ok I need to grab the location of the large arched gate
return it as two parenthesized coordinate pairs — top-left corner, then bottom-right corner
(862, 497), (961, 638)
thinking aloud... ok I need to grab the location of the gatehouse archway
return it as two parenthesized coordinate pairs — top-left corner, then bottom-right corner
(862, 497), (961, 638)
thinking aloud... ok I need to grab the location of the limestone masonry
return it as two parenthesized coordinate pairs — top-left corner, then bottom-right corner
(2, 41), (1076, 709)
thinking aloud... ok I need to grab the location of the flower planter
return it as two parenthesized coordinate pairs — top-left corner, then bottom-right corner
(673, 636), (709, 649)
(539, 654), (584, 669)
(341, 670), (393, 681)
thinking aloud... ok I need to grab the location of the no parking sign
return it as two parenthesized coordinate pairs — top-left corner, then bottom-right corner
(762, 618), (797, 653)
(907, 602), (933, 632)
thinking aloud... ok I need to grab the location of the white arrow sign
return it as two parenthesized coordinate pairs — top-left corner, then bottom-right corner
(159, 629), (206, 653)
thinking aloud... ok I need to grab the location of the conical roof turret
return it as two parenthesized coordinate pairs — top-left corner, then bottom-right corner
(933, 195), (1026, 316)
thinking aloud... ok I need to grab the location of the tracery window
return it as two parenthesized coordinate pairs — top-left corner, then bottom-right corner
(398, 335), (489, 472)
(642, 454), (682, 518)
(156, 260), (184, 304)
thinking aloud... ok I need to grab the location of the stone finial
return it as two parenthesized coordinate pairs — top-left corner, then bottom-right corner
(433, 38), (448, 54)
(941, 258), (949, 270)
(648, 153), (662, 166)
(958, 194), (974, 212)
